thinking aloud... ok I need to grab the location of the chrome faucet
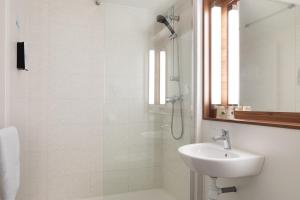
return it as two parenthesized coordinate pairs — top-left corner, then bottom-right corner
(212, 129), (232, 150)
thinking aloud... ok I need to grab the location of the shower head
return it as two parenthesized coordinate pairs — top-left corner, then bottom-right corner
(156, 15), (176, 35)
(95, 0), (102, 5)
(157, 15), (168, 24)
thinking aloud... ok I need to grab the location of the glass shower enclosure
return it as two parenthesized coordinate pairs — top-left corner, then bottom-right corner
(102, 1), (194, 200)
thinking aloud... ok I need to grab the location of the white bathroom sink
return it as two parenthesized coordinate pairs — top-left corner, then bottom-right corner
(178, 143), (264, 178)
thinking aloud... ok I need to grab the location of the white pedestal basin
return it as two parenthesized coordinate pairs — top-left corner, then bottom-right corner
(178, 143), (264, 178)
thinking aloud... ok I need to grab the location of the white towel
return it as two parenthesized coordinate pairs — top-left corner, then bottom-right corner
(0, 127), (20, 200)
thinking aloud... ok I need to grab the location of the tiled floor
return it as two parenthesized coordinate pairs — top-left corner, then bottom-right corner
(81, 189), (176, 200)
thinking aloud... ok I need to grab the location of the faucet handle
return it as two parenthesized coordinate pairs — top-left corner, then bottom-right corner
(212, 129), (231, 150)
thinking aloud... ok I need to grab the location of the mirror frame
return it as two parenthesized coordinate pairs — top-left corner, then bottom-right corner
(202, 0), (300, 129)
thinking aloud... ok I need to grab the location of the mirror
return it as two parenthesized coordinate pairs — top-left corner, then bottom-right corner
(203, 0), (300, 128)
(239, 0), (300, 112)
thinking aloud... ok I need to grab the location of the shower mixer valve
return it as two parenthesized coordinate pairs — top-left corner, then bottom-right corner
(166, 96), (183, 104)
(168, 15), (180, 22)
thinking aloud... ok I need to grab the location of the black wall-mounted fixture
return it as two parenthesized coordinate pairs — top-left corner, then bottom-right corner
(17, 42), (28, 71)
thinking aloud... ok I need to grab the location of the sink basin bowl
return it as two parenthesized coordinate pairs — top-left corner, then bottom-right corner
(178, 143), (264, 178)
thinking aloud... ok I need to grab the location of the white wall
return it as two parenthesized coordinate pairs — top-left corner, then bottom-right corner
(5, 0), (161, 199)
(8, 0), (105, 199)
(0, 0), (6, 128)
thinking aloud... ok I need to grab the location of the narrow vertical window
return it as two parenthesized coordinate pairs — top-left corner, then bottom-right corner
(160, 51), (166, 104)
(149, 50), (155, 105)
(211, 6), (222, 105)
(228, 8), (240, 105)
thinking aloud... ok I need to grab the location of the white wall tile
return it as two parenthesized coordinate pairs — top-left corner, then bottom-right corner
(103, 170), (129, 195)
(128, 167), (162, 191)
(0, 0), (6, 128)
(89, 171), (103, 197)
(7, 0), (165, 199)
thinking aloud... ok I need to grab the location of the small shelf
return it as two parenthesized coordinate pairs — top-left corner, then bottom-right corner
(203, 117), (300, 130)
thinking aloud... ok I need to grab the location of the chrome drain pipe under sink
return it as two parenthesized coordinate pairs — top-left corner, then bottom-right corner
(207, 177), (237, 200)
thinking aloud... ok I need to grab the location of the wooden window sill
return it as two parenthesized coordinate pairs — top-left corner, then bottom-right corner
(203, 117), (300, 129)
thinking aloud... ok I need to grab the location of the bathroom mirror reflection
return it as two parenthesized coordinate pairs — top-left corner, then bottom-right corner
(204, 0), (300, 127)
(239, 0), (300, 112)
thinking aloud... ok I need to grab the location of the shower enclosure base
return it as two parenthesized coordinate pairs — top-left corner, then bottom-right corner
(80, 189), (176, 200)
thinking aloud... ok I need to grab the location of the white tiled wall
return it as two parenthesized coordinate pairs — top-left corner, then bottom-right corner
(0, 0), (6, 128)
(158, 2), (193, 200)
(8, 0), (105, 199)
(6, 0), (163, 199)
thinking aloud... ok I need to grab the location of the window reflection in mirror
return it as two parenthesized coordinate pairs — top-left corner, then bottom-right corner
(209, 0), (300, 114)
(240, 0), (299, 112)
